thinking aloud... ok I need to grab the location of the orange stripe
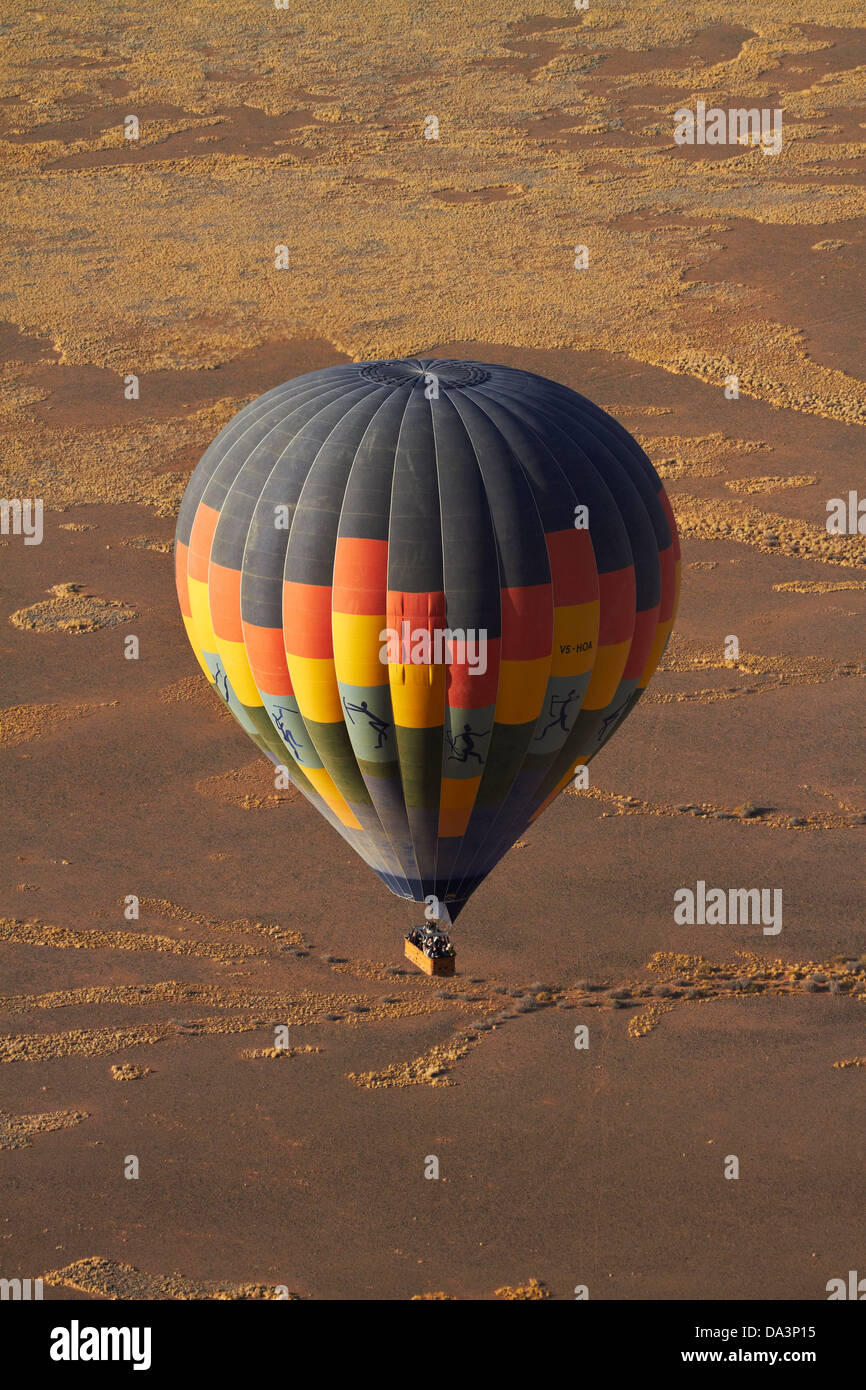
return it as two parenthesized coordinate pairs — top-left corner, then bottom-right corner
(545, 529), (598, 605)
(623, 604), (660, 679)
(174, 541), (191, 616)
(597, 566), (635, 644)
(501, 584), (552, 660)
(243, 622), (294, 697)
(208, 562), (244, 642)
(333, 537), (388, 614)
(446, 636), (500, 709)
(386, 589), (446, 628)
(187, 503), (220, 582)
(658, 543), (676, 622)
(283, 581), (333, 659)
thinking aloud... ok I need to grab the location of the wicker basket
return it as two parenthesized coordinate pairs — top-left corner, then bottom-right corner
(404, 936), (456, 976)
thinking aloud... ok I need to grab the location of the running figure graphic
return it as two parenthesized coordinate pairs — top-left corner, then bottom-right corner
(597, 697), (631, 742)
(343, 697), (391, 749)
(447, 723), (490, 764)
(535, 688), (579, 739)
(212, 660), (229, 703)
(272, 706), (304, 761)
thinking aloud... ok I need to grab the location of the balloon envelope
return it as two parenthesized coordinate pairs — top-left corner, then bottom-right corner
(175, 358), (680, 921)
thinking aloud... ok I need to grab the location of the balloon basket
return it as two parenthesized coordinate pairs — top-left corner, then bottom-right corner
(404, 935), (456, 977)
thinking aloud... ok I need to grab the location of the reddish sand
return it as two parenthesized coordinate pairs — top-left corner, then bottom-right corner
(1, 4), (865, 1300)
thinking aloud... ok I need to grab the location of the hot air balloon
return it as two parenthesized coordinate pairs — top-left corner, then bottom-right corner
(174, 358), (680, 973)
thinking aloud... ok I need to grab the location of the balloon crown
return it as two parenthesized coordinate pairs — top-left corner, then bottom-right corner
(357, 358), (491, 388)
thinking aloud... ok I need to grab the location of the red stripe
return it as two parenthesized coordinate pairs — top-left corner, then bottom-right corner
(386, 589), (447, 630)
(333, 536), (388, 614)
(174, 541), (191, 616)
(283, 581), (334, 659)
(446, 636), (500, 708)
(501, 584), (552, 660)
(597, 566), (636, 645)
(544, 528), (599, 606)
(243, 622), (294, 697)
(623, 604), (660, 678)
(658, 543), (676, 622)
(208, 562), (244, 642)
(187, 503), (219, 582)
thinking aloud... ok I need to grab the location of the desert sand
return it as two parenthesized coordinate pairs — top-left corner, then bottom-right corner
(1, 2), (864, 1300)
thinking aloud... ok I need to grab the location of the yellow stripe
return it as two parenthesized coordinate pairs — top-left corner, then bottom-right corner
(495, 656), (550, 724)
(389, 662), (445, 729)
(551, 601), (600, 677)
(286, 653), (343, 723)
(302, 766), (363, 830)
(440, 776), (482, 808)
(182, 613), (214, 681)
(582, 640), (630, 710)
(214, 635), (263, 707)
(189, 575), (218, 653)
(438, 775), (481, 837)
(332, 612), (389, 687)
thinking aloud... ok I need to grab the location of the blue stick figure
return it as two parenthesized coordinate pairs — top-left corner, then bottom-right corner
(447, 723), (489, 764)
(535, 689), (578, 739)
(597, 698), (630, 741)
(343, 697), (391, 749)
(212, 660), (229, 703)
(272, 706), (304, 761)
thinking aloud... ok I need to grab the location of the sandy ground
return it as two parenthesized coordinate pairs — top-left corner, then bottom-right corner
(1, 3), (865, 1300)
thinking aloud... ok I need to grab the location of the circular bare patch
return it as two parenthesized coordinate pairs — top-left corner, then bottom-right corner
(9, 582), (137, 633)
